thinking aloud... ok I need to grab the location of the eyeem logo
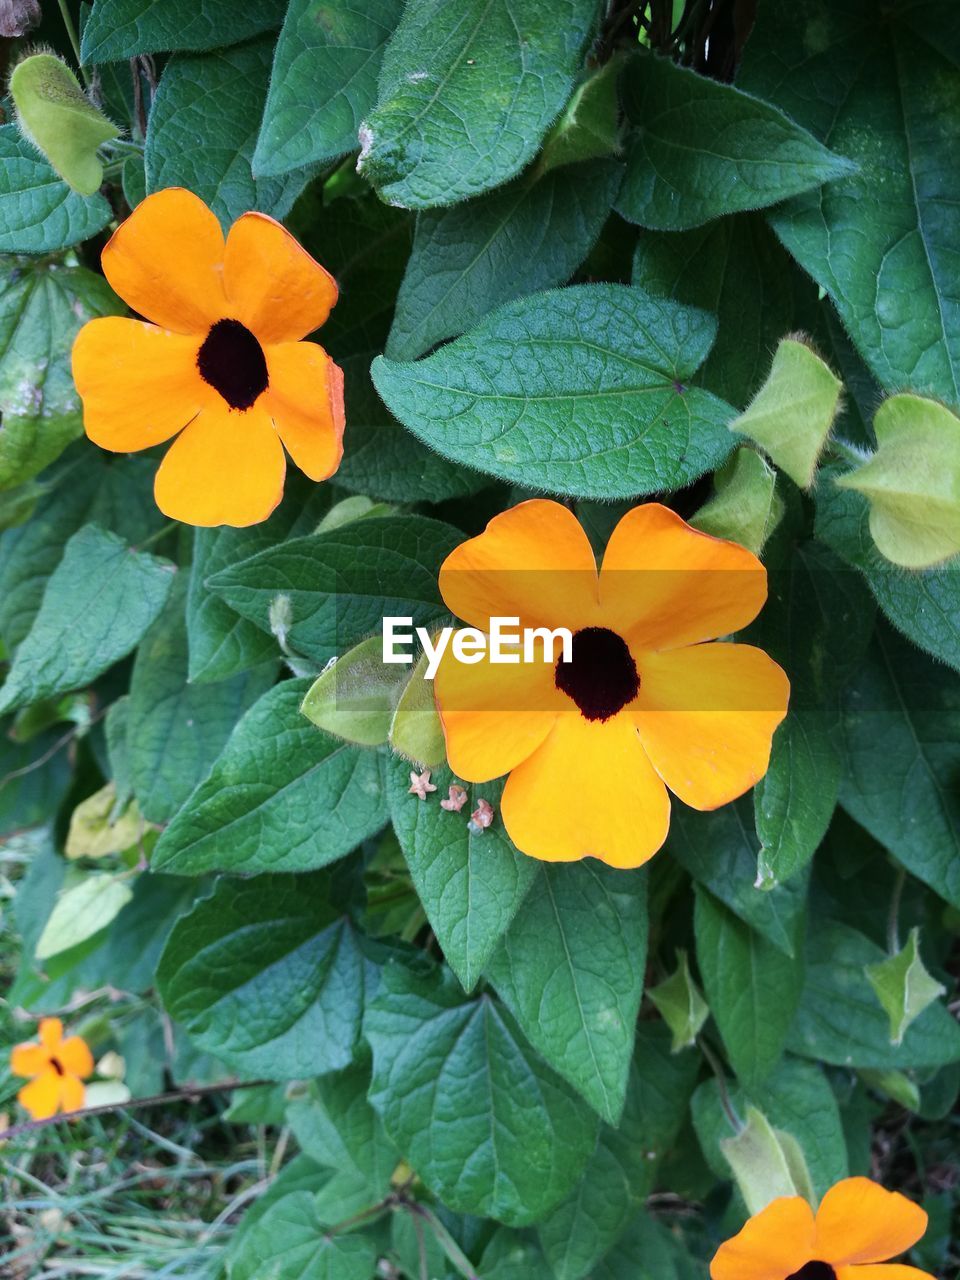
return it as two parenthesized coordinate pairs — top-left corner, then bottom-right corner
(383, 617), (573, 679)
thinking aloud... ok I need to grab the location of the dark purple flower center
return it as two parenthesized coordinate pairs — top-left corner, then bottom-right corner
(197, 318), (268, 410)
(50, 1057), (64, 1076)
(787, 1265), (836, 1280)
(555, 626), (640, 722)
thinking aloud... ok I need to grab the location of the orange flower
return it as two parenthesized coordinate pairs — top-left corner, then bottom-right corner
(710, 1177), (933, 1280)
(433, 500), (789, 867)
(10, 1017), (93, 1120)
(72, 188), (345, 527)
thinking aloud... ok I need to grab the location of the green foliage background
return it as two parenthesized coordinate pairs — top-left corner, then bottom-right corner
(1, 1), (959, 1276)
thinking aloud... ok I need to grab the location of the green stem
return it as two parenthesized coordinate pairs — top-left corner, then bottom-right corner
(57, 0), (89, 87)
(135, 521), (177, 552)
(699, 1037), (744, 1134)
(827, 436), (872, 468)
(888, 865), (907, 955)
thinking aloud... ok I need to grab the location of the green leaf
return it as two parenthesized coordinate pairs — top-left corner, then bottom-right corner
(158, 871), (371, 1078)
(302, 636), (409, 747)
(254, 0), (403, 177)
(648, 950), (709, 1053)
(81, 0), (288, 61)
(694, 888), (802, 1090)
(739, 0), (960, 405)
(865, 928), (947, 1048)
(838, 624), (960, 908)
(386, 160), (622, 361)
(690, 447), (782, 555)
(616, 50), (852, 232)
(487, 862), (648, 1124)
(537, 1022), (699, 1280)
(126, 583), (275, 825)
(145, 38), (314, 229)
(539, 57), (623, 173)
(364, 960), (600, 1226)
(815, 469), (960, 672)
(591, 1212), (706, 1280)
(229, 1190), (377, 1280)
(0, 124), (112, 254)
(0, 262), (124, 491)
(287, 1063), (398, 1193)
(35, 872), (134, 960)
(718, 1104), (813, 1216)
(789, 920), (960, 1069)
(207, 514), (462, 666)
(0, 524), (175, 716)
(388, 647), (445, 768)
(386, 756), (535, 992)
(357, 0), (600, 208)
(372, 284), (736, 499)
(152, 679), (387, 876)
(0, 723), (72, 837)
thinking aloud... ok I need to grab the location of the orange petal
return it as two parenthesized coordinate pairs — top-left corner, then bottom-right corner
(58, 1073), (86, 1114)
(599, 503), (768, 650)
(264, 341), (345, 480)
(439, 500), (601, 634)
(17, 1068), (62, 1120)
(710, 1196), (817, 1280)
(223, 212), (338, 343)
(815, 1178), (928, 1267)
(38, 1017), (64, 1052)
(500, 711), (670, 868)
(633, 643), (789, 810)
(58, 1036), (94, 1079)
(435, 643), (563, 783)
(837, 1268), (936, 1280)
(73, 317), (204, 453)
(9, 1042), (47, 1078)
(101, 187), (226, 333)
(154, 400), (286, 528)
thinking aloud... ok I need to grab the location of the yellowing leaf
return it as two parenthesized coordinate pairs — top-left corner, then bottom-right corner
(35, 873), (134, 960)
(691, 446), (783, 554)
(65, 783), (147, 860)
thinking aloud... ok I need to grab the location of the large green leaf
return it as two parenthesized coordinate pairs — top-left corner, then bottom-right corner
(0, 263), (124, 491)
(254, 0), (403, 177)
(0, 525), (175, 715)
(357, 0), (600, 207)
(364, 961), (600, 1226)
(372, 284), (736, 499)
(617, 51), (851, 232)
(740, 0), (960, 406)
(788, 920), (960, 1069)
(81, 0), (288, 60)
(386, 757), (535, 992)
(387, 160), (622, 361)
(592, 1212), (706, 1280)
(151, 679), (388, 876)
(229, 1190), (377, 1280)
(207, 514), (462, 665)
(0, 126), (112, 254)
(158, 871), (372, 1078)
(837, 623), (960, 908)
(126, 582), (275, 825)
(287, 1063), (398, 1194)
(145, 38), (314, 228)
(486, 862), (648, 1125)
(0, 722), (73, 838)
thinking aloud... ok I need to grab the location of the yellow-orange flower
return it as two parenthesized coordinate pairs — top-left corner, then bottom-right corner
(710, 1177), (933, 1280)
(72, 188), (345, 528)
(10, 1017), (93, 1120)
(434, 500), (789, 867)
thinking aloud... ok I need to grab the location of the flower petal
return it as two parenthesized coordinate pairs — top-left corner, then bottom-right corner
(710, 1196), (817, 1280)
(440, 500), (600, 634)
(101, 187), (226, 333)
(264, 341), (345, 480)
(58, 1036), (94, 1079)
(837, 1268), (936, 1280)
(38, 1017), (64, 1052)
(224, 212), (338, 343)
(58, 1073), (86, 1114)
(73, 317), (204, 453)
(10, 1043), (47, 1078)
(500, 711), (670, 867)
(599, 503), (768, 650)
(154, 400), (286, 528)
(435, 644), (563, 783)
(18, 1068), (62, 1120)
(633, 643), (789, 810)
(815, 1178), (928, 1267)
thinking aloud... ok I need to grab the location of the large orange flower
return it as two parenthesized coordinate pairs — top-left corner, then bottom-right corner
(10, 1017), (93, 1120)
(434, 500), (789, 867)
(72, 188), (345, 527)
(711, 1178), (933, 1280)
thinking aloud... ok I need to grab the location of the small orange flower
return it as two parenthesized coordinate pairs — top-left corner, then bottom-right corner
(710, 1177), (933, 1280)
(10, 1017), (93, 1120)
(434, 500), (789, 868)
(72, 188), (345, 528)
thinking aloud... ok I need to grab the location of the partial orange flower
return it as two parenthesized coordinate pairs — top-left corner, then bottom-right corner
(433, 500), (789, 868)
(72, 187), (345, 527)
(710, 1177), (933, 1280)
(10, 1017), (93, 1120)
